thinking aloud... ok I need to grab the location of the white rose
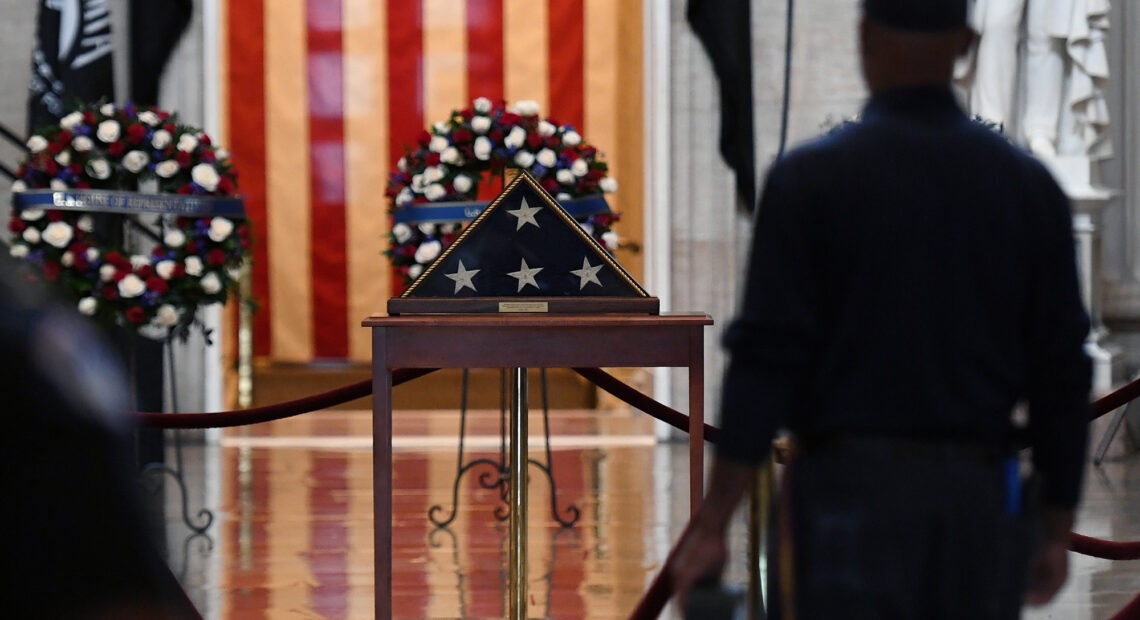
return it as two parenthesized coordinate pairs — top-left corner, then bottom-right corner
(227, 267), (243, 281)
(55, 150), (71, 166)
(118, 273), (146, 298)
(441, 223), (458, 234)
(137, 110), (161, 126)
(571, 158), (589, 177)
(22, 228), (41, 244)
(514, 99), (540, 116)
(538, 120), (556, 137)
(397, 156), (408, 172)
(87, 159), (112, 180)
(418, 223), (437, 235)
(424, 166), (446, 184)
(473, 97), (492, 113)
(556, 169), (575, 185)
(155, 260), (176, 279)
(60, 250), (75, 266)
(453, 174), (473, 194)
(429, 135), (449, 153)
(164, 229), (186, 248)
(122, 150), (150, 173)
(505, 126), (527, 149)
(513, 151), (535, 168)
(537, 148), (557, 168)
(408, 263), (424, 280)
(11, 180), (27, 193)
(411, 173), (425, 191)
(100, 103), (116, 116)
(50, 179), (68, 191)
(557, 192), (573, 202)
(192, 164), (221, 191)
(602, 231), (620, 251)
(396, 187), (413, 206)
(21, 208), (44, 221)
(27, 135), (48, 153)
(414, 239), (442, 264)
(184, 256), (204, 276)
(200, 272), (222, 294)
(441, 146), (462, 165)
(59, 112), (84, 130)
(579, 221), (594, 235)
(392, 223), (412, 244)
(424, 183), (447, 201)
(77, 215), (94, 233)
(177, 133), (199, 152)
(99, 263), (116, 282)
(216, 148), (230, 161)
(78, 297), (97, 316)
(155, 160), (180, 178)
(562, 130), (582, 146)
(600, 177), (619, 193)
(471, 116), (491, 134)
(71, 135), (94, 152)
(432, 121), (447, 134)
(96, 120), (120, 143)
(208, 217), (235, 242)
(151, 129), (172, 149)
(474, 136), (492, 160)
(42, 221), (73, 248)
(9, 244), (28, 259)
(156, 304), (179, 326)
(130, 254), (151, 270)
(86, 247), (100, 262)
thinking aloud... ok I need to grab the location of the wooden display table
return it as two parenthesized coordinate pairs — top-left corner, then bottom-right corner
(364, 312), (713, 619)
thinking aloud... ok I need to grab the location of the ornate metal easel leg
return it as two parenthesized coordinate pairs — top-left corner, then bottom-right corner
(528, 368), (581, 527)
(508, 367), (529, 620)
(141, 340), (214, 535)
(429, 369), (508, 527)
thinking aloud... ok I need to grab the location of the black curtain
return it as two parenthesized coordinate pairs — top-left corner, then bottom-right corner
(129, 0), (194, 106)
(687, 0), (757, 213)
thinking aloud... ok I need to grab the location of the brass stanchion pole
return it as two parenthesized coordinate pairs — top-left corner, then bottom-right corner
(237, 263), (254, 408)
(748, 461), (775, 620)
(508, 367), (529, 619)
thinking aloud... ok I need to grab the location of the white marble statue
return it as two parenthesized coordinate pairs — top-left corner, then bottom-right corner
(956, 0), (1111, 160)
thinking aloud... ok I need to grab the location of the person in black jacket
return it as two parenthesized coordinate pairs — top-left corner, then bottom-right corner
(0, 252), (198, 619)
(672, 0), (1091, 617)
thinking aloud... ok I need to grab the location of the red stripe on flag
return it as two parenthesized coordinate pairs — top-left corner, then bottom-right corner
(387, 0), (425, 297)
(547, 0), (585, 132)
(228, 0), (271, 357)
(466, 0), (504, 103)
(307, 0), (349, 358)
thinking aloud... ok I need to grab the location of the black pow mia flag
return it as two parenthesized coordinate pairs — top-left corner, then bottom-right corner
(402, 173), (648, 300)
(130, 0), (193, 106)
(28, 0), (116, 133)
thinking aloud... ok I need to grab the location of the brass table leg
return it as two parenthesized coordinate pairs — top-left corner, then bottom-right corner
(508, 367), (529, 619)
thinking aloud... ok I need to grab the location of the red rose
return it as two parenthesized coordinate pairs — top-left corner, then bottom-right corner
(173, 264), (186, 278)
(126, 124), (147, 143)
(72, 256), (88, 271)
(102, 285), (117, 300)
(218, 177), (235, 193)
(47, 210), (64, 222)
(57, 130), (73, 143)
(527, 134), (542, 149)
(108, 141), (126, 157)
(177, 184), (193, 195)
(126, 306), (145, 323)
(42, 261), (61, 281)
(200, 149), (217, 163)
(163, 122), (177, 133)
(8, 218), (26, 233)
(146, 276), (168, 294)
(75, 181), (91, 189)
(137, 264), (154, 279)
(425, 152), (441, 167)
(176, 151), (191, 166)
(43, 160), (59, 175)
(207, 249), (226, 266)
(200, 134), (212, 146)
(452, 128), (472, 144)
(417, 130), (432, 146)
(489, 128), (504, 143)
(83, 111), (97, 125)
(541, 178), (558, 193)
(186, 240), (199, 253)
(157, 110), (171, 121)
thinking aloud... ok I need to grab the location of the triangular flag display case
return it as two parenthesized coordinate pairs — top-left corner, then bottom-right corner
(388, 171), (658, 315)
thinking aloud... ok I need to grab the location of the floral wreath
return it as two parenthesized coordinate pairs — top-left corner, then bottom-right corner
(6, 101), (249, 340)
(385, 97), (619, 288)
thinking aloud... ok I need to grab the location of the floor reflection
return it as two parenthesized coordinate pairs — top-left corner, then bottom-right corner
(161, 409), (1140, 620)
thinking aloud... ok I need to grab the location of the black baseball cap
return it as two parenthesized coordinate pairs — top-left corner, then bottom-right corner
(862, 0), (967, 32)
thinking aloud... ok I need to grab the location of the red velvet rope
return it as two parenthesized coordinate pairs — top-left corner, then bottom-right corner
(1111, 592), (1140, 620)
(1070, 533), (1140, 561)
(572, 367), (723, 444)
(133, 368), (436, 428)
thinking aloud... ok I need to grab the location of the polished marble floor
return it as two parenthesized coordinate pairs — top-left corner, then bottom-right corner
(155, 407), (1140, 619)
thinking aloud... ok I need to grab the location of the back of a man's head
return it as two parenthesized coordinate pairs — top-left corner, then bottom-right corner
(859, 0), (974, 91)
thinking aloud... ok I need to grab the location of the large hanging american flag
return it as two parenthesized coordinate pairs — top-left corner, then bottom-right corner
(223, 0), (646, 362)
(391, 172), (653, 314)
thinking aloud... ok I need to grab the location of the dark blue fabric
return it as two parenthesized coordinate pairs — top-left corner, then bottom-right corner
(717, 86), (1090, 509)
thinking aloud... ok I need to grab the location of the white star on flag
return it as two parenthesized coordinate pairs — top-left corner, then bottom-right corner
(506, 197), (543, 230)
(445, 260), (480, 293)
(507, 258), (543, 292)
(569, 257), (603, 290)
